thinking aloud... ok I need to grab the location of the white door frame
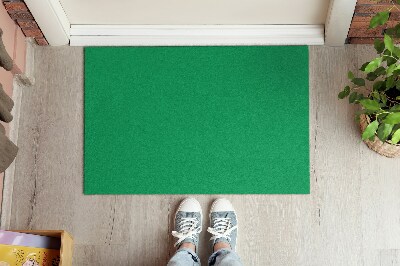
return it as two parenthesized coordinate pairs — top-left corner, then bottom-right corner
(24, 0), (70, 46)
(23, 0), (356, 46)
(325, 0), (357, 46)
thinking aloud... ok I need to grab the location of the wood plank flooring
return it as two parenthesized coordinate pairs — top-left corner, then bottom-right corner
(3, 45), (400, 265)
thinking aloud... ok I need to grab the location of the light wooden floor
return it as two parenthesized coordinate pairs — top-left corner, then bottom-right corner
(3, 46), (400, 265)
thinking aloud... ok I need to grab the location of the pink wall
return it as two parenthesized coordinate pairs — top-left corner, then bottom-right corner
(1, 2), (27, 205)
(1, 2), (26, 125)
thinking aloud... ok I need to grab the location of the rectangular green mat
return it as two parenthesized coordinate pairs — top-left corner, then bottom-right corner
(84, 46), (309, 194)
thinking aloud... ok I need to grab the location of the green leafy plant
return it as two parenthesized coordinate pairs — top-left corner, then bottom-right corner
(339, 1), (400, 144)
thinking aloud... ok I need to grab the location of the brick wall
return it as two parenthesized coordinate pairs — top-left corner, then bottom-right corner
(348, 0), (400, 44)
(2, 0), (48, 45)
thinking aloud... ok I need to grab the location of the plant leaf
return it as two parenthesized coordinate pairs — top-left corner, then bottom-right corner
(349, 92), (358, 103)
(372, 91), (381, 101)
(374, 66), (386, 76)
(356, 109), (371, 115)
(381, 93), (387, 105)
(374, 39), (385, 53)
(377, 123), (393, 141)
(360, 62), (370, 71)
(338, 86), (350, 99)
(366, 58), (383, 73)
(359, 99), (381, 110)
(380, 113), (389, 120)
(352, 78), (365, 86)
(394, 69), (400, 76)
(367, 72), (378, 81)
(384, 50), (398, 65)
(373, 80), (385, 91)
(383, 112), (400, 124)
(386, 75), (395, 89)
(348, 71), (354, 80)
(392, 128), (400, 144)
(390, 105), (400, 112)
(386, 56), (397, 66)
(357, 109), (377, 116)
(386, 63), (397, 76)
(395, 25), (400, 38)
(384, 34), (394, 53)
(394, 47), (400, 58)
(365, 57), (383, 73)
(370, 11), (390, 29)
(386, 27), (395, 36)
(362, 120), (379, 140)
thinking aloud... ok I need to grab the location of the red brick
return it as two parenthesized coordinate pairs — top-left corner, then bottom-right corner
(348, 25), (385, 37)
(352, 14), (374, 22)
(357, 0), (392, 4)
(348, 37), (400, 44)
(389, 12), (400, 20)
(35, 37), (48, 46)
(2, 0), (46, 43)
(21, 28), (43, 38)
(348, 37), (377, 44)
(9, 11), (34, 20)
(386, 21), (400, 27)
(355, 5), (396, 14)
(350, 21), (371, 29)
(4, 2), (28, 12)
(16, 20), (38, 29)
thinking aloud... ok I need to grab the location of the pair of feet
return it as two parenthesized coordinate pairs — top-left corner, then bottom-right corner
(172, 198), (238, 254)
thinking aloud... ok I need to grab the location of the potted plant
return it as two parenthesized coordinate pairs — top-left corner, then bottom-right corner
(338, 2), (400, 157)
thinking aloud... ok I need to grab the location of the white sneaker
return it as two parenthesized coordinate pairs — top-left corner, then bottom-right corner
(171, 198), (203, 251)
(207, 198), (238, 251)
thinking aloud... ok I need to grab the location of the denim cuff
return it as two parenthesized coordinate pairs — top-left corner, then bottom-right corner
(208, 248), (232, 265)
(178, 248), (200, 263)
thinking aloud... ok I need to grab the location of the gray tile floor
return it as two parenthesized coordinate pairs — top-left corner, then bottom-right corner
(3, 45), (400, 265)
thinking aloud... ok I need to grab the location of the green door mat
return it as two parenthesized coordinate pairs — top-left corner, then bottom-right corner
(84, 46), (309, 194)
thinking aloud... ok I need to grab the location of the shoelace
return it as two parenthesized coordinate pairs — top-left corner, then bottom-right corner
(207, 217), (237, 242)
(172, 217), (202, 247)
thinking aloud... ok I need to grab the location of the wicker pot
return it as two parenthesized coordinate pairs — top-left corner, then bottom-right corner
(359, 114), (400, 158)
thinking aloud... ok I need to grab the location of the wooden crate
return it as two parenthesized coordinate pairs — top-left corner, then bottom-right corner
(12, 230), (73, 266)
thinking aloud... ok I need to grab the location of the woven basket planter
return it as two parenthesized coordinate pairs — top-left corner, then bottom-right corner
(359, 114), (400, 158)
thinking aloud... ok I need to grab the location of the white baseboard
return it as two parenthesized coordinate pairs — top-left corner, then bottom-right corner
(70, 25), (324, 46)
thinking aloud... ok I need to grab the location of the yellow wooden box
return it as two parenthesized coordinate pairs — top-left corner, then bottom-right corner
(12, 230), (73, 266)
